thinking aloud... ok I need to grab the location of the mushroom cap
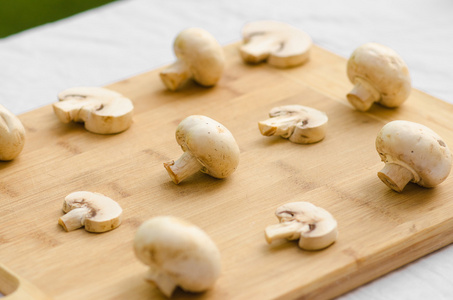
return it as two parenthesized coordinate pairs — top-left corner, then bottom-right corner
(376, 120), (452, 187)
(53, 86), (134, 134)
(240, 20), (312, 68)
(347, 43), (411, 107)
(258, 104), (328, 144)
(0, 104), (26, 161)
(134, 216), (221, 295)
(175, 115), (240, 179)
(60, 191), (123, 232)
(274, 202), (338, 250)
(173, 28), (225, 86)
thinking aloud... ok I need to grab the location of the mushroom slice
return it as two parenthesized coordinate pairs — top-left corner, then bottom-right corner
(258, 105), (328, 144)
(0, 105), (26, 161)
(376, 120), (452, 192)
(53, 87), (134, 134)
(160, 28), (225, 91)
(265, 202), (338, 250)
(240, 20), (312, 68)
(347, 43), (411, 111)
(164, 115), (240, 184)
(134, 216), (221, 297)
(58, 191), (122, 233)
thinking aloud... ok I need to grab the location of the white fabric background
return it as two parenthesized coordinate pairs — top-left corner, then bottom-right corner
(1, 0), (453, 298)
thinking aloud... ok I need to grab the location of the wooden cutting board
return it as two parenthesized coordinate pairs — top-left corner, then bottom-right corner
(1, 42), (453, 300)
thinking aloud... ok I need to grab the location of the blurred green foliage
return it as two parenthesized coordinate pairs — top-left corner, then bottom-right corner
(0, 0), (116, 38)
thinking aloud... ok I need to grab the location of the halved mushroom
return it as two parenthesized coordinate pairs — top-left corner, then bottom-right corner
(0, 105), (26, 161)
(58, 191), (122, 233)
(258, 105), (328, 144)
(240, 20), (312, 68)
(376, 120), (452, 192)
(134, 216), (221, 297)
(265, 202), (338, 250)
(347, 43), (411, 111)
(53, 87), (134, 134)
(164, 115), (240, 184)
(160, 28), (225, 91)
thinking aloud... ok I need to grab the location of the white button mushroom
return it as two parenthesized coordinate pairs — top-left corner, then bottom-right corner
(376, 120), (452, 192)
(265, 202), (338, 251)
(240, 20), (312, 68)
(58, 191), (123, 233)
(53, 87), (134, 134)
(164, 115), (240, 184)
(346, 43), (411, 111)
(159, 28), (225, 91)
(258, 105), (328, 144)
(0, 104), (26, 161)
(134, 216), (221, 298)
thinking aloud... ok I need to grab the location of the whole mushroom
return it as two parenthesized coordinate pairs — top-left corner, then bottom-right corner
(134, 216), (221, 298)
(160, 28), (225, 91)
(258, 105), (328, 144)
(376, 120), (452, 192)
(265, 202), (338, 250)
(347, 43), (411, 111)
(164, 115), (240, 184)
(58, 191), (123, 233)
(53, 86), (134, 134)
(240, 20), (312, 68)
(0, 104), (26, 161)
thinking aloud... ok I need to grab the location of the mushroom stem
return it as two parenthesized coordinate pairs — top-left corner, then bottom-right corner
(58, 207), (89, 231)
(146, 268), (178, 298)
(240, 38), (277, 63)
(159, 60), (191, 91)
(377, 163), (414, 192)
(264, 221), (304, 244)
(164, 151), (204, 184)
(347, 78), (380, 111)
(258, 115), (298, 138)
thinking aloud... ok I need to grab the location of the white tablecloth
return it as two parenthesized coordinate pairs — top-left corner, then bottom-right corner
(1, 0), (453, 298)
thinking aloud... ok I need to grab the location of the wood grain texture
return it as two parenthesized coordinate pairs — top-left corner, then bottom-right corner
(1, 42), (453, 300)
(0, 263), (51, 299)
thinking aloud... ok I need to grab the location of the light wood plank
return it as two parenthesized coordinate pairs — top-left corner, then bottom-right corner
(1, 42), (453, 299)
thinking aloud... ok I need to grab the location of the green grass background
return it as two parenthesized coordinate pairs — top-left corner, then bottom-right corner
(0, 0), (116, 38)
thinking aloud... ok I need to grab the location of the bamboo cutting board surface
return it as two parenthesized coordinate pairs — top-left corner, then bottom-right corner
(1, 42), (453, 300)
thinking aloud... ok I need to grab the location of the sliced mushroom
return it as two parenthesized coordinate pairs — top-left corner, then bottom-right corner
(258, 105), (328, 144)
(53, 87), (134, 134)
(265, 202), (338, 250)
(376, 120), (452, 192)
(58, 191), (122, 233)
(160, 28), (225, 91)
(134, 216), (221, 297)
(347, 43), (411, 111)
(240, 20), (312, 68)
(164, 115), (240, 184)
(0, 105), (26, 161)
